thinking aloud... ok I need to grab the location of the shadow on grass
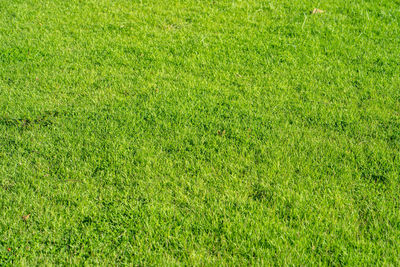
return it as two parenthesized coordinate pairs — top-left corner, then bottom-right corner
(0, 111), (59, 129)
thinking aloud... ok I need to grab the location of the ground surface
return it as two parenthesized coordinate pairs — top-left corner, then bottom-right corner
(1, 0), (400, 265)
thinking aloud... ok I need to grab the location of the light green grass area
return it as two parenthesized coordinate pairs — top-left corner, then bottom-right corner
(1, 0), (400, 265)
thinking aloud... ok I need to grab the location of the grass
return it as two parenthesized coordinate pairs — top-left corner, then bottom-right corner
(1, 0), (400, 265)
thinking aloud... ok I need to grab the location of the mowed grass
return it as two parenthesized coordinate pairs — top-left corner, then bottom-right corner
(1, 0), (400, 265)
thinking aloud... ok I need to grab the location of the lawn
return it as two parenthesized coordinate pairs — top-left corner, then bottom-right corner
(1, 0), (400, 265)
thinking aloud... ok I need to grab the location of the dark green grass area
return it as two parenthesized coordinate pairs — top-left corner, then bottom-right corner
(1, 0), (400, 265)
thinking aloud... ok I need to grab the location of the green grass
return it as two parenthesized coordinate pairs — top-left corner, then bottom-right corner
(1, 0), (400, 265)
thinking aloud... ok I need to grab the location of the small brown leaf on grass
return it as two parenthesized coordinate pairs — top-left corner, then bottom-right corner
(22, 214), (30, 221)
(217, 130), (226, 136)
(7, 248), (11, 252)
(311, 8), (324, 14)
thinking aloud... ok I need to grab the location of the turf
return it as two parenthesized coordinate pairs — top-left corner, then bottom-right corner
(1, 0), (400, 265)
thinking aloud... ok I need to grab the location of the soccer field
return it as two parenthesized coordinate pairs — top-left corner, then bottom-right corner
(1, 0), (399, 265)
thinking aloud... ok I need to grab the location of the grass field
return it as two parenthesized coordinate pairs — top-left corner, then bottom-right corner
(1, 0), (400, 265)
